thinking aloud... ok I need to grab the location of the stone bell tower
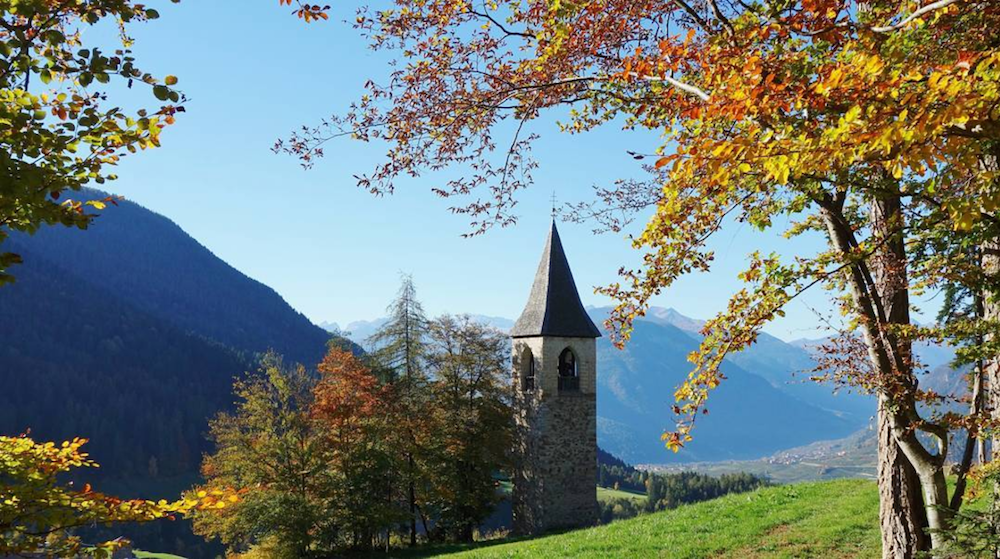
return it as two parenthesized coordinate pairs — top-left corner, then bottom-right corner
(511, 221), (600, 535)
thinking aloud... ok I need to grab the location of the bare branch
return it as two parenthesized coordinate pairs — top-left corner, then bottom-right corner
(672, 0), (714, 34)
(707, 0), (736, 36)
(469, 7), (534, 39)
(871, 0), (961, 33)
(634, 74), (712, 101)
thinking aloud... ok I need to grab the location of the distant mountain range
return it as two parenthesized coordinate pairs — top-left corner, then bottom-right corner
(325, 306), (883, 464)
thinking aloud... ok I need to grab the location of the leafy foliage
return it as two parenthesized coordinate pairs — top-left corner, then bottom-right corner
(188, 353), (336, 556)
(1, 0), (183, 283)
(0, 435), (229, 558)
(192, 307), (515, 554)
(423, 315), (513, 542)
(931, 462), (1000, 558)
(312, 344), (406, 548)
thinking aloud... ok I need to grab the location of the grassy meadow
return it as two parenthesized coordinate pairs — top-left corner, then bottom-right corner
(396, 479), (880, 558)
(596, 486), (648, 503)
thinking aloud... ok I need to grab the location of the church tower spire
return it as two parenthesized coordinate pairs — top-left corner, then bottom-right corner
(511, 221), (602, 339)
(511, 221), (599, 535)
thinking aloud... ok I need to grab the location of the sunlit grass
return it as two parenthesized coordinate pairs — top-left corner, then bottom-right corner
(394, 479), (880, 558)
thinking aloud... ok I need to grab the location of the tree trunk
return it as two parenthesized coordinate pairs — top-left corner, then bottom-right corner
(985, 238), (1000, 556)
(984, 167), (1000, 465)
(409, 454), (417, 546)
(818, 190), (952, 553)
(878, 396), (929, 557)
(870, 194), (930, 557)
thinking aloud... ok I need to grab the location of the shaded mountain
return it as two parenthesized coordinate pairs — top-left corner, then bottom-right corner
(0, 191), (339, 477)
(0, 251), (244, 479)
(7, 189), (332, 366)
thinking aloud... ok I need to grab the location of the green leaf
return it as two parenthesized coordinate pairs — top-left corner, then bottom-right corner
(152, 85), (169, 101)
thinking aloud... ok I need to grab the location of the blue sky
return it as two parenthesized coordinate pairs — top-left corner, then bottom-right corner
(83, 1), (934, 341)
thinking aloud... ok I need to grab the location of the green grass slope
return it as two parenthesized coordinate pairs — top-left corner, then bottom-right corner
(409, 479), (880, 558)
(596, 486), (647, 503)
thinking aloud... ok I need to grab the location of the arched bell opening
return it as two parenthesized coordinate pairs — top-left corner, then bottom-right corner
(558, 347), (579, 392)
(520, 347), (536, 391)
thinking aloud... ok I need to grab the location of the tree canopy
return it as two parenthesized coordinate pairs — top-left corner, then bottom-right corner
(1, 0), (183, 283)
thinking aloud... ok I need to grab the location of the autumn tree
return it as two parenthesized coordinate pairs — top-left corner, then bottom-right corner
(312, 343), (406, 550)
(367, 275), (432, 545)
(1, 0), (183, 284)
(0, 435), (226, 558)
(423, 315), (513, 542)
(189, 352), (331, 557)
(277, 0), (1000, 554)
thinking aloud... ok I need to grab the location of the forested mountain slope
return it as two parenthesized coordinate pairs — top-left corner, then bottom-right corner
(6, 189), (331, 366)
(0, 190), (337, 479)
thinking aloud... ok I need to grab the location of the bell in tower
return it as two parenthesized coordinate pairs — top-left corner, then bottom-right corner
(510, 221), (601, 535)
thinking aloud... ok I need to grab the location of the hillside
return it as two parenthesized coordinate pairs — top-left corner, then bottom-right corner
(0, 248), (244, 481)
(0, 190), (339, 478)
(6, 189), (332, 366)
(400, 480), (880, 558)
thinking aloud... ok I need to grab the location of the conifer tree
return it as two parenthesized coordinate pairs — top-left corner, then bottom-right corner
(367, 275), (431, 545)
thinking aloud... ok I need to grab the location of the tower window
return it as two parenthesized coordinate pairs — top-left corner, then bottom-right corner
(558, 348), (579, 392)
(522, 348), (535, 391)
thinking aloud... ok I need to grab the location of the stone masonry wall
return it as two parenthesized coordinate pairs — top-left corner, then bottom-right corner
(512, 336), (597, 535)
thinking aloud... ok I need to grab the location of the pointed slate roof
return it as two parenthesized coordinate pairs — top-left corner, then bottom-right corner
(511, 222), (602, 339)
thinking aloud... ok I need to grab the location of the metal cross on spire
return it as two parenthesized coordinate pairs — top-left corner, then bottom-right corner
(550, 191), (558, 220)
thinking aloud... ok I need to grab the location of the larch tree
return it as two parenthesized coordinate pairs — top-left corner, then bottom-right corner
(1, 0), (184, 284)
(312, 344), (406, 550)
(367, 275), (431, 546)
(277, 0), (1000, 555)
